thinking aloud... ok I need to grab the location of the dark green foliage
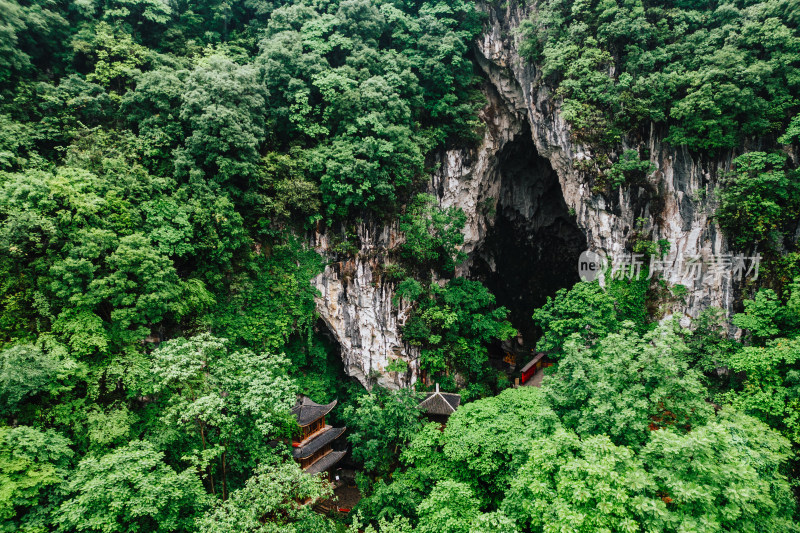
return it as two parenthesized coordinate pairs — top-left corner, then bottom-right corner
(342, 387), (424, 477)
(1, 0), (800, 530)
(521, 0), (800, 151)
(397, 277), (516, 382)
(400, 193), (467, 277)
(257, 0), (482, 218)
(212, 240), (323, 352)
(716, 151), (800, 252)
(174, 55), (268, 187)
(603, 149), (655, 190)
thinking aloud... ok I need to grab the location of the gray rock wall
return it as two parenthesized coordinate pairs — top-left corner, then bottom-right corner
(311, 0), (744, 388)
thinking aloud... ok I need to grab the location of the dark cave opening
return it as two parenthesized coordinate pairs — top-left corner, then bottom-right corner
(472, 127), (588, 353)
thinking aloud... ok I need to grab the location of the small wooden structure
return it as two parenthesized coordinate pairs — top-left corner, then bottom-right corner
(520, 353), (552, 385)
(291, 397), (346, 475)
(418, 383), (461, 423)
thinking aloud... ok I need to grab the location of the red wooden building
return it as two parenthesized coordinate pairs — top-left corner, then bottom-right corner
(291, 397), (346, 475)
(520, 353), (552, 385)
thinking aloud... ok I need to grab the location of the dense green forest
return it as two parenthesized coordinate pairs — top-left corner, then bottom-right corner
(1, 0), (800, 531)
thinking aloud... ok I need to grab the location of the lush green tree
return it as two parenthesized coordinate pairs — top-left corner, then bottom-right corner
(122, 67), (188, 174)
(417, 480), (480, 533)
(543, 324), (713, 448)
(197, 457), (336, 533)
(716, 152), (800, 252)
(723, 283), (800, 473)
(439, 387), (559, 506)
(641, 409), (798, 533)
(72, 22), (151, 95)
(342, 387), (424, 477)
(0, 342), (79, 419)
(400, 193), (466, 276)
(149, 333), (297, 497)
(212, 240), (322, 353)
(58, 440), (209, 533)
(256, 0), (482, 217)
(503, 410), (798, 533)
(397, 277), (515, 381)
(532, 280), (620, 354)
(0, 0), (67, 87)
(0, 165), (215, 357)
(174, 54), (268, 188)
(521, 0), (800, 152)
(468, 511), (519, 533)
(503, 428), (658, 533)
(0, 425), (72, 533)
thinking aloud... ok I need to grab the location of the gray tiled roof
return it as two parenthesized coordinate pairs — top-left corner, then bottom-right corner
(306, 450), (347, 475)
(293, 426), (346, 459)
(418, 390), (461, 416)
(291, 396), (338, 426)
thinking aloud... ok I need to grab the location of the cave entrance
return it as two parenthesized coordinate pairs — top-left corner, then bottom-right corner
(472, 126), (588, 355)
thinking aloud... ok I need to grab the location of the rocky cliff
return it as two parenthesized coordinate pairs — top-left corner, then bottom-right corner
(312, 0), (742, 388)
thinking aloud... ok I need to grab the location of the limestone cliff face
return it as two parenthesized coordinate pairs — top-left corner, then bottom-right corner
(312, 0), (744, 388)
(474, 0), (738, 317)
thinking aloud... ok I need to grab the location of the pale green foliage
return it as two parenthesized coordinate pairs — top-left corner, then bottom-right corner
(544, 324), (713, 448)
(58, 440), (209, 533)
(468, 511), (519, 533)
(723, 337), (800, 453)
(358, 516), (416, 533)
(503, 411), (798, 533)
(503, 428), (657, 533)
(0, 114), (35, 170)
(417, 480), (480, 533)
(197, 457), (335, 533)
(432, 387), (557, 506)
(86, 403), (138, 450)
(732, 288), (797, 343)
(641, 410), (797, 533)
(0, 426), (72, 533)
(151, 332), (297, 444)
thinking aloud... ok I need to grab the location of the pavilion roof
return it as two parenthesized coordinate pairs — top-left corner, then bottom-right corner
(291, 396), (338, 427)
(418, 385), (461, 416)
(306, 450), (347, 475)
(293, 426), (346, 460)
